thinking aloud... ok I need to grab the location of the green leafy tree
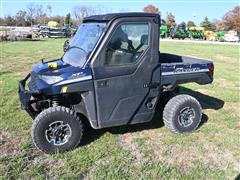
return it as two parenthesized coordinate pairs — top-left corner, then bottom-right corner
(178, 22), (186, 30)
(187, 21), (196, 29)
(0, 17), (5, 25)
(161, 19), (166, 25)
(200, 17), (215, 31)
(4, 15), (16, 26)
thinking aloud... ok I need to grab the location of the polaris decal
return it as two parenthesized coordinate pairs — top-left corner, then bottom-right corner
(162, 68), (209, 75)
(54, 75), (92, 86)
(70, 72), (84, 79)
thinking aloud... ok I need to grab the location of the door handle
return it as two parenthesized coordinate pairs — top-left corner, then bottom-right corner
(97, 80), (109, 88)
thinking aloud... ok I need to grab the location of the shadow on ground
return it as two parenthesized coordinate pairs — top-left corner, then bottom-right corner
(80, 87), (225, 146)
(234, 174), (240, 180)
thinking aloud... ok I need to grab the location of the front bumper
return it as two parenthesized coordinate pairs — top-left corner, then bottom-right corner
(18, 73), (37, 119)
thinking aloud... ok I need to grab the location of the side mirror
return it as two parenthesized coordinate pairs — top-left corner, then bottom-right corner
(63, 40), (69, 52)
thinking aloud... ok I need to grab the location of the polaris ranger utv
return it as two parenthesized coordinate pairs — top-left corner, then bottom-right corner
(18, 13), (214, 154)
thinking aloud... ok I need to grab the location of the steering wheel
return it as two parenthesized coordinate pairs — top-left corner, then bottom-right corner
(127, 40), (135, 53)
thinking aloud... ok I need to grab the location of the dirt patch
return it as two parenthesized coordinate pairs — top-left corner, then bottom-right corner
(83, 157), (113, 180)
(119, 132), (148, 165)
(22, 144), (65, 177)
(200, 139), (240, 172)
(223, 102), (240, 111)
(25, 144), (64, 169)
(95, 157), (112, 166)
(196, 89), (214, 96)
(214, 78), (235, 89)
(14, 68), (32, 77)
(118, 126), (240, 173)
(147, 133), (240, 173)
(44, 158), (64, 171)
(0, 131), (20, 157)
(215, 54), (239, 64)
(3, 57), (33, 75)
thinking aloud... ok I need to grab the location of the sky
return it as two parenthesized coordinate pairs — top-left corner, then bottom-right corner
(1, 0), (239, 25)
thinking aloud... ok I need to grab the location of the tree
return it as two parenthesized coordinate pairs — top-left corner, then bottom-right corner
(161, 19), (166, 25)
(35, 5), (46, 25)
(26, 3), (37, 26)
(15, 10), (27, 26)
(0, 17), (5, 25)
(4, 15), (16, 26)
(72, 6), (95, 25)
(46, 5), (52, 17)
(165, 12), (176, 27)
(178, 22), (186, 30)
(223, 6), (240, 32)
(65, 13), (72, 25)
(214, 19), (225, 31)
(51, 15), (64, 25)
(187, 21), (196, 29)
(143, 4), (161, 14)
(200, 17), (215, 31)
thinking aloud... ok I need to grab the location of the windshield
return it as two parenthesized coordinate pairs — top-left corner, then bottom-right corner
(63, 23), (106, 67)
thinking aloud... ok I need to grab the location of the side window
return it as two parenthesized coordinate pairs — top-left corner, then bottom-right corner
(105, 23), (149, 65)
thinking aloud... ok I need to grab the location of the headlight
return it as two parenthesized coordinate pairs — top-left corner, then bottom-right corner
(39, 75), (63, 84)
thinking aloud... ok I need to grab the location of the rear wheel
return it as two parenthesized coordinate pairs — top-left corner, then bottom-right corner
(163, 95), (202, 133)
(32, 106), (83, 154)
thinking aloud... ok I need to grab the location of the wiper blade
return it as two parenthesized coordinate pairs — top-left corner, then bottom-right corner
(65, 46), (88, 55)
(41, 58), (58, 64)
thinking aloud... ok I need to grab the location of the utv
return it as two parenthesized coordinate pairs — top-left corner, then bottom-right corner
(19, 13), (214, 154)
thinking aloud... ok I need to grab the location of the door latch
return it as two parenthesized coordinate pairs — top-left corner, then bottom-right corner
(143, 82), (159, 89)
(98, 80), (109, 88)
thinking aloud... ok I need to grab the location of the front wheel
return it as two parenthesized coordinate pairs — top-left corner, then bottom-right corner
(163, 95), (202, 133)
(31, 106), (83, 154)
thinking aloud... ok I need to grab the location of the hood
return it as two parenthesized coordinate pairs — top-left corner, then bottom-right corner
(32, 59), (92, 79)
(33, 59), (80, 75)
(29, 59), (92, 95)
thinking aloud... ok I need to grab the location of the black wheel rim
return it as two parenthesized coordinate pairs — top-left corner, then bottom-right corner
(45, 121), (72, 146)
(178, 107), (195, 128)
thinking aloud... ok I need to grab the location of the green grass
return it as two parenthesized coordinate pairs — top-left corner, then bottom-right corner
(0, 39), (239, 179)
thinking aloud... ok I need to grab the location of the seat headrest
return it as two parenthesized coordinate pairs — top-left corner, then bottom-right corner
(141, 34), (148, 45)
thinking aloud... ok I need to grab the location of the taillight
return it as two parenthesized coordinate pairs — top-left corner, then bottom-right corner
(209, 65), (214, 76)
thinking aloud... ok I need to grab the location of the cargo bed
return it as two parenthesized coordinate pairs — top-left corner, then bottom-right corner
(159, 53), (214, 89)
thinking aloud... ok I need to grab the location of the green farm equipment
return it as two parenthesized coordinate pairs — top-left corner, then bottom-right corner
(216, 31), (225, 42)
(188, 27), (205, 40)
(160, 25), (168, 38)
(169, 25), (187, 39)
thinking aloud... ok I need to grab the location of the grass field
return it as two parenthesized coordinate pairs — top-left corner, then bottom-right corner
(0, 39), (239, 179)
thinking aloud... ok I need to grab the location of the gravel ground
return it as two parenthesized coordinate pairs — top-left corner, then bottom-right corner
(161, 38), (240, 46)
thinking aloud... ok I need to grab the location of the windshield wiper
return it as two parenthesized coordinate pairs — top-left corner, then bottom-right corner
(65, 46), (88, 55)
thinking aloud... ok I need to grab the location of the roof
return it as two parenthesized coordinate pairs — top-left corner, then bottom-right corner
(83, 12), (160, 23)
